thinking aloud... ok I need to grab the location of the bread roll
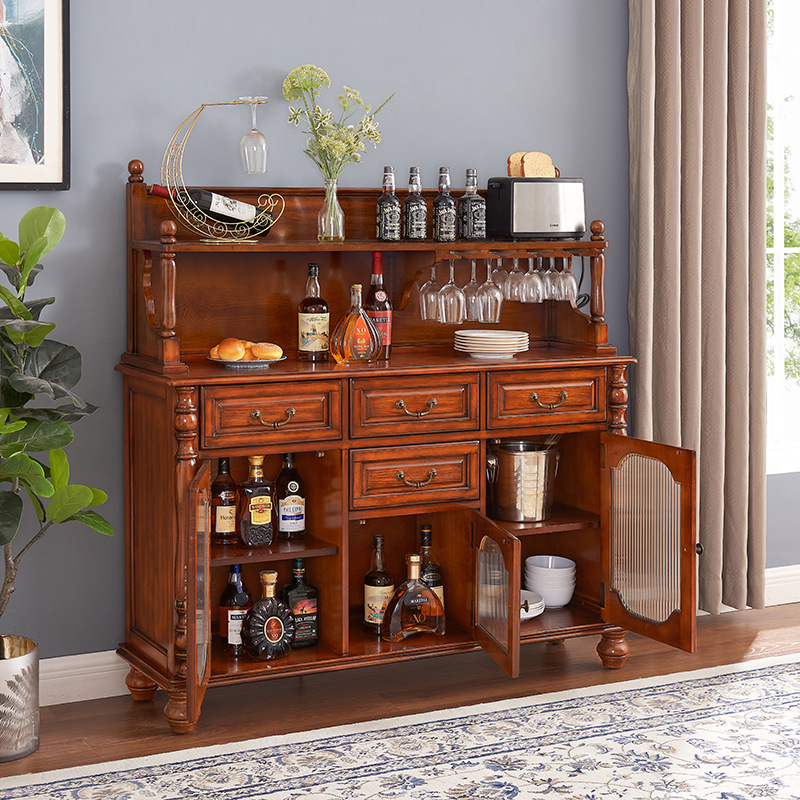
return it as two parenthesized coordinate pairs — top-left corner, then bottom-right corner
(217, 337), (246, 361)
(521, 152), (557, 178)
(251, 342), (283, 360)
(210, 345), (220, 359)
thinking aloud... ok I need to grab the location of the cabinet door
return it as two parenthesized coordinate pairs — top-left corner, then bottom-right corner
(600, 433), (697, 651)
(186, 461), (211, 726)
(472, 514), (521, 678)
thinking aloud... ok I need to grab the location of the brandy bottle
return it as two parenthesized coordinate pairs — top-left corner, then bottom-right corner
(364, 252), (392, 360)
(418, 523), (444, 610)
(432, 166), (457, 243)
(376, 166), (402, 242)
(297, 263), (330, 362)
(276, 452), (305, 539)
(404, 166), (427, 240)
(280, 558), (319, 648)
(380, 553), (446, 642)
(457, 168), (487, 240)
(242, 570), (296, 660)
(330, 284), (382, 364)
(363, 534), (394, 634)
(238, 455), (276, 546)
(218, 563), (252, 655)
(210, 457), (238, 546)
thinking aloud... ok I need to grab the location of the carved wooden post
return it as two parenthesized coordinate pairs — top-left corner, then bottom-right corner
(608, 364), (629, 436)
(589, 220), (606, 325)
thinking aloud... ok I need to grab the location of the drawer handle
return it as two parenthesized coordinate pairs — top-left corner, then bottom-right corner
(395, 397), (437, 418)
(250, 407), (296, 428)
(395, 468), (438, 488)
(529, 390), (568, 409)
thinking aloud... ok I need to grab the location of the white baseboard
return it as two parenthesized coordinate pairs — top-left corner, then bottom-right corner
(38, 565), (800, 707)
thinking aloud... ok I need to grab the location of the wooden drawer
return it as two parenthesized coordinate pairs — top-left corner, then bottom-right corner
(201, 380), (342, 449)
(351, 441), (481, 510)
(488, 367), (606, 429)
(350, 373), (480, 438)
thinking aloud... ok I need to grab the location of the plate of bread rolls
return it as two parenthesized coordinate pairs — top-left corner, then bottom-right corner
(208, 337), (285, 368)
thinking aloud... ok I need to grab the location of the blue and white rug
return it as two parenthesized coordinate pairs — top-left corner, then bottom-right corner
(2, 654), (799, 799)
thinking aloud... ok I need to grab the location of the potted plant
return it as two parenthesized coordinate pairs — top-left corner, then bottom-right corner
(0, 206), (112, 761)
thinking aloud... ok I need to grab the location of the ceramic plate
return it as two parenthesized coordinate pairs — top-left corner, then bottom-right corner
(207, 355), (286, 369)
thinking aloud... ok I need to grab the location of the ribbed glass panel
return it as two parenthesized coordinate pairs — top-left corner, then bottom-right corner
(610, 453), (681, 624)
(476, 536), (509, 650)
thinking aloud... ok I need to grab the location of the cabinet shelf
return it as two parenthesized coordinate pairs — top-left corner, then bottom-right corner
(493, 504), (600, 537)
(520, 603), (607, 640)
(209, 534), (338, 566)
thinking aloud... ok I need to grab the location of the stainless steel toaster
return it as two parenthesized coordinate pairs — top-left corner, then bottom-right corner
(486, 177), (585, 240)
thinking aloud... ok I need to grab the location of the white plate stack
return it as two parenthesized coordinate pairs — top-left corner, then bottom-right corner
(524, 555), (576, 608)
(454, 330), (529, 359)
(520, 589), (545, 620)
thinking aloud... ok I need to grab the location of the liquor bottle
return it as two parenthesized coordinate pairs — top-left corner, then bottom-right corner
(280, 558), (319, 648)
(363, 534), (394, 634)
(380, 553), (446, 642)
(276, 452), (305, 539)
(297, 263), (330, 362)
(241, 570), (296, 660)
(432, 167), (457, 243)
(376, 166), (402, 242)
(364, 252), (392, 360)
(418, 523), (444, 610)
(403, 167), (427, 240)
(218, 563), (252, 655)
(210, 457), (238, 546)
(330, 284), (382, 364)
(238, 455), (276, 546)
(457, 168), (487, 240)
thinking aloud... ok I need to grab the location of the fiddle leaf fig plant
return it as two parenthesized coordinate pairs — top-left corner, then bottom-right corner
(0, 206), (112, 620)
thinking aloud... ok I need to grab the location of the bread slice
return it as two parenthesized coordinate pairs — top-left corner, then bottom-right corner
(521, 151), (557, 178)
(507, 151), (526, 177)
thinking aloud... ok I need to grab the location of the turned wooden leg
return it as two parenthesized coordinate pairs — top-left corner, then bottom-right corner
(164, 691), (196, 734)
(596, 628), (629, 669)
(125, 666), (158, 701)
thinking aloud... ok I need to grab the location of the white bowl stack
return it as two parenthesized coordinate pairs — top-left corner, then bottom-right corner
(454, 330), (529, 359)
(524, 555), (576, 608)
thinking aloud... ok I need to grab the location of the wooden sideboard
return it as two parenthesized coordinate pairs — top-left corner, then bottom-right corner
(117, 160), (696, 733)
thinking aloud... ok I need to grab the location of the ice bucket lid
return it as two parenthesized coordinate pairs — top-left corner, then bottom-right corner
(489, 438), (557, 453)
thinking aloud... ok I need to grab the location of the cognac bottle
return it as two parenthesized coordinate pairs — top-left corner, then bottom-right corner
(275, 452), (305, 539)
(242, 570), (296, 660)
(297, 263), (330, 362)
(218, 563), (252, 655)
(457, 168), (486, 240)
(280, 558), (319, 648)
(364, 252), (392, 360)
(432, 166), (457, 243)
(238, 455), (276, 546)
(404, 167), (427, 240)
(363, 534), (394, 634)
(380, 553), (446, 642)
(330, 284), (382, 364)
(376, 166), (402, 242)
(210, 457), (238, 546)
(419, 523), (444, 610)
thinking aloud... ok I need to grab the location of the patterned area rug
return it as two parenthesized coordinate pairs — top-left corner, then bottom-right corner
(1, 654), (799, 799)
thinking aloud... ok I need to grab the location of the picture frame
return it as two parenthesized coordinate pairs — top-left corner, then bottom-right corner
(0, 0), (70, 190)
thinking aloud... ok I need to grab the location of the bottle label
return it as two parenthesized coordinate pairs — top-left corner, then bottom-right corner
(377, 204), (401, 240)
(298, 312), (330, 352)
(249, 495), (273, 524)
(433, 206), (457, 242)
(366, 309), (392, 346)
(353, 315), (373, 357)
(215, 505), (236, 534)
(364, 585), (395, 625)
(279, 495), (306, 532)
(405, 202), (427, 239)
(208, 193), (256, 222)
(458, 198), (486, 239)
(289, 597), (318, 643)
(432, 585), (445, 609)
(263, 615), (285, 644)
(220, 608), (249, 645)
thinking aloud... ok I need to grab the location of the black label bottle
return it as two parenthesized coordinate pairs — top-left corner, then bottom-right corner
(433, 166), (457, 243)
(297, 263), (330, 362)
(238, 455), (276, 546)
(404, 167), (427, 240)
(457, 168), (487, 240)
(280, 558), (319, 648)
(419, 523), (444, 610)
(242, 570), (296, 660)
(363, 534), (394, 634)
(218, 563), (252, 655)
(364, 251), (392, 360)
(211, 457), (238, 546)
(376, 166), (402, 241)
(276, 452), (305, 539)
(380, 554), (446, 642)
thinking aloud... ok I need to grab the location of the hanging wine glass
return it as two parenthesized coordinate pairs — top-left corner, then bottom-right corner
(542, 257), (561, 300)
(504, 257), (525, 301)
(476, 259), (504, 323)
(438, 259), (466, 324)
(463, 258), (482, 321)
(521, 257), (544, 303)
(490, 257), (508, 296)
(419, 263), (442, 321)
(557, 256), (579, 302)
(240, 96), (269, 174)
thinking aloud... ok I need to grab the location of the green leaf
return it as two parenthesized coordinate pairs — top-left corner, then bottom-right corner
(0, 284), (31, 320)
(8, 339), (86, 404)
(0, 490), (23, 546)
(87, 487), (107, 507)
(48, 448), (69, 490)
(0, 238), (21, 268)
(67, 508), (114, 536)
(11, 402), (98, 424)
(0, 452), (54, 497)
(24, 486), (46, 522)
(1, 319), (56, 347)
(0, 419), (73, 457)
(47, 484), (94, 523)
(18, 207), (65, 259)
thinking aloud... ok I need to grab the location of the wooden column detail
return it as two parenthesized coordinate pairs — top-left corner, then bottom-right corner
(608, 364), (629, 435)
(589, 220), (606, 324)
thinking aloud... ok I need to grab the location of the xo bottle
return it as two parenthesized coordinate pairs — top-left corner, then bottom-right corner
(380, 553), (446, 642)
(376, 166), (402, 241)
(433, 166), (457, 243)
(297, 263), (330, 362)
(457, 168), (487, 240)
(330, 284), (382, 364)
(238, 455), (276, 546)
(242, 570), (296, 660)
(364, 252), (392, 360)
(210, 457), (237, 546)
(276, 452), (306, 539)
(404, 167), (427, 240)
(363, 534), (394, 634)
(218, 563), (252, 655)
(280, 558), (319, 648)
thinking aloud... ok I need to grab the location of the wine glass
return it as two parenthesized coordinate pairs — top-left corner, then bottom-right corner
(505, 257), (525, 301)
(476, 259), (504, 323)
(240, 96), (269, 174)
(522, 257), (544, 303)
(419, 264), (442, 320)
(438, 259), (466, 324)
(557, 256), (579, 302)
(491, 257), (508, 296)
(463, 258), (482, 321)
(542, 257), (562, 300)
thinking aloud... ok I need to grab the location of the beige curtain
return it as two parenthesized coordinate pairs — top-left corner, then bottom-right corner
(627, 0), (767, 613)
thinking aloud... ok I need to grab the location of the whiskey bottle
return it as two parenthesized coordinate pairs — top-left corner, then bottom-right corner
(330, 284), (382, 364)
(210, 457), (238, 546)
(376, 166), (402, 242)
(242, 570), (296, 660)
(280, 558), (319, 648)
(404, 167), (427, 240)
(276, 452), (305, 539)
(457, 168), (487, 240)
(380, 553), (446, 642)
(418, 523), (444, 610)
(297, 263), (330, 362)
(238, 455), (276, 546)
(364, 252), (392, 360)
(432, 167), (457, 243)
(363, 534), (394, 634)
(218, 563), (252, 655)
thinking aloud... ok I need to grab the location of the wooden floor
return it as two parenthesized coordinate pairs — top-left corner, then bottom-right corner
(2, 603), (798, 779)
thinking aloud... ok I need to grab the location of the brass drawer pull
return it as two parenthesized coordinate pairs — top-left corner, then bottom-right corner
(395, 397), (437, 418)
(395, 468), (438, 488)
(250, 407), (296, 428)
(529, 390), (568, 410)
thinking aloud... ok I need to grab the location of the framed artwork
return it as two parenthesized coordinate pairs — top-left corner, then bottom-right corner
(0, 0), (69, 190)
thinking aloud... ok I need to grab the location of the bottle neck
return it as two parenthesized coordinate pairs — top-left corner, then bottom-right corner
(249, 465), (264, 480)
(408, 170), (421, 194)
(382, 172), (396, 194)
(350, 284), (364, 310)
(371, 253), (384, 286)
(371, 544), (386, 571)
(438, 174), (451, 194)
(305, 275), (321, 298)
(464, 172), (478, 195)
(407, 562), (421, 581)
(218, 458), (230, 474)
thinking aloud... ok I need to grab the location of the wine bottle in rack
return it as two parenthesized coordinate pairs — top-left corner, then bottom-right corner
(433, 166), (457, 243)
(380, 553), (446, 642)
(238, 455), (276, 546)
(280, 558), (319, 648)
(457, 168), (487, 240)
(403, 167), (427, 240)
(419, 523), (444, 609)
(275, 452), (306, 539)
(363, 534), (394, 634)
(364, 252), (392, 360)
(241, 570), (296, 660)
(218, 563), (252, 655)
(297, 263), (330, 362)
(210, 457), (238, 546)
(376, 166), (402, 241)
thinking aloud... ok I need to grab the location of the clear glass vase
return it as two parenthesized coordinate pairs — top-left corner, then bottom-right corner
(318, 178), (345, 242)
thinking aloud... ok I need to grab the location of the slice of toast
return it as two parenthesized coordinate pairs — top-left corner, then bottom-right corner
(507, 151), (526, 177)
(521, 151), (557, 178)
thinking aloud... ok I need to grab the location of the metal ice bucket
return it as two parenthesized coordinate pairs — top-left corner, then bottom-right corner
(486, 439), (560, 522)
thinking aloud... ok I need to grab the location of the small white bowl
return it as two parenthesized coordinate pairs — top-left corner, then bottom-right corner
(526, 555), (576, 571)
(526, 577), (577, 590)
(534, 583), (575, 608)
